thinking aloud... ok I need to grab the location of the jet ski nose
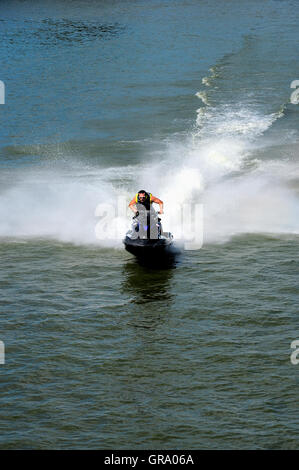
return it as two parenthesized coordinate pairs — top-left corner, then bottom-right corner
(123, 207), (177, 262)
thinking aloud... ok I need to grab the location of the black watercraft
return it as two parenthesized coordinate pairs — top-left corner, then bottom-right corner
(123, 208), (175, 261)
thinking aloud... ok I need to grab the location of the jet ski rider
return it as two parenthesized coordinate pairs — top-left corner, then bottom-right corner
(129, 190), (164, 215)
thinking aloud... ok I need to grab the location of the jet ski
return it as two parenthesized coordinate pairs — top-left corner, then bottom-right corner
(123, 208), (175, 260)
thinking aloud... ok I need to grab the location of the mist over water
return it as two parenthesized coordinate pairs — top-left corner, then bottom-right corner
(1, 0), (299, 450)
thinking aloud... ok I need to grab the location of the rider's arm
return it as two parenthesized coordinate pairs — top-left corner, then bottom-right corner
(129, 197), (138, 213)
(151, 195), (164, 214)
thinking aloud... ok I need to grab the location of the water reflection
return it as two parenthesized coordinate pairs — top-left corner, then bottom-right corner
(122, 260), (175, 306)
(121, 260), (176, 332)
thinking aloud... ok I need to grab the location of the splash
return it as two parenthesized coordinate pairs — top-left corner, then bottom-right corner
(138, 95), (298, 244)
(0, 78), (297, 247)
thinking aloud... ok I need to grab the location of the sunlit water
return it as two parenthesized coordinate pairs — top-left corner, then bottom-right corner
(0, 0), (299, 449)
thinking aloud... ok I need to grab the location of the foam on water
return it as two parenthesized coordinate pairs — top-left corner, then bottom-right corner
(0, 87), (298, 247)
(139, 97), (299, 244)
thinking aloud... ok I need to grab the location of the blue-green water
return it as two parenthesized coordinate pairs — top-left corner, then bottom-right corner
(1, 0), (299, 449)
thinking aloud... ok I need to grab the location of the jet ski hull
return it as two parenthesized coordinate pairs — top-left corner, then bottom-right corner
(123, 236), (174, 259)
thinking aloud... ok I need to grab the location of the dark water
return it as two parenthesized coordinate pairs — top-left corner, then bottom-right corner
(1, 0), (299, 449)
